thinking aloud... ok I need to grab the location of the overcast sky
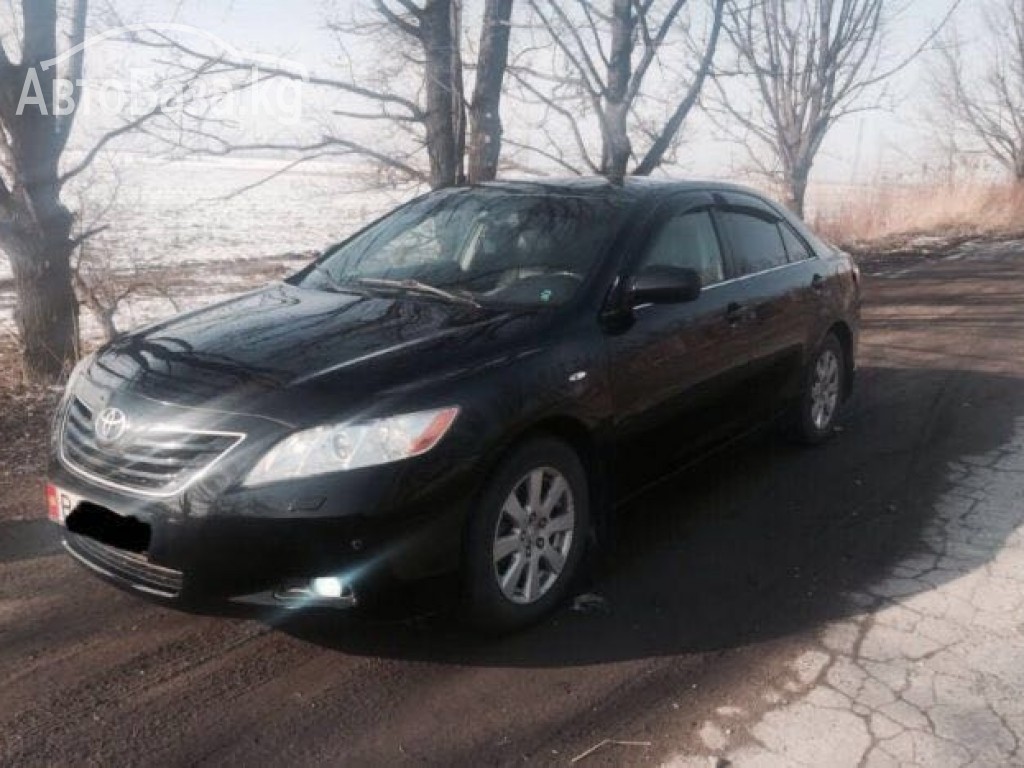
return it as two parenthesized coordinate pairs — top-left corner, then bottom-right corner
(6, 0), (985, 184)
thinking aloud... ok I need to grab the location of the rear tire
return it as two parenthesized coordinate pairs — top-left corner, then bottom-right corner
(463, 437), (589, 632)
(790, 333), (845, 444)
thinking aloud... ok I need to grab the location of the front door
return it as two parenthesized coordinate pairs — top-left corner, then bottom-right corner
(604, 197), (755, 493)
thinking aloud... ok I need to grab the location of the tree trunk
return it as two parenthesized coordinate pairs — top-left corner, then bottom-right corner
(5, 165), (79, 383)
(449, 0), (467, 185)
(467, 0), (513, 184)
(601, 102), (632, 183)
(783, 164), (810, 218)
(421, 0), (462, 188)
(9, 233), (78, 382)
(0, 0), (83, 382)
(600, 0), (634, 184)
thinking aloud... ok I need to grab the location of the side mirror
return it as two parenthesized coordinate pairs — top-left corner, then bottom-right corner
(630, 265), (702, 306)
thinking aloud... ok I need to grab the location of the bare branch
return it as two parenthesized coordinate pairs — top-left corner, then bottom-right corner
(930, 2), (1024, 181)
(130, 27), (426, 120)
(215, 153), (333, 200)
(59, 63), (216, 186)
(514, 0), (722, 180)
(69, 223), (110, 249)
(714, 0), (958, 214)
(527, 0), (605, 97)
(374, 0), (423, 39)
(634, 0), (725, 175)
(200, 138), (429, 185)
(625, 0), (689, 109)
(504, 137), (586, 175)
(507, 65), (601, 173)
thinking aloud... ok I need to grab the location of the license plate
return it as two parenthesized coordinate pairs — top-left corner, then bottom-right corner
(47, 483), (83, 525)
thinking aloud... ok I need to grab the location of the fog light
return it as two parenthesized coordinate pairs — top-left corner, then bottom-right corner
(311, 576), (344, 599)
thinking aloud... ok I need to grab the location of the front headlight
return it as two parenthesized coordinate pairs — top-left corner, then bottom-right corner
(242, 406), (460, 487)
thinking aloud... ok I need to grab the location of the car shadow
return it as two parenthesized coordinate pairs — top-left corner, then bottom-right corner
(274, 364), (1024, 667)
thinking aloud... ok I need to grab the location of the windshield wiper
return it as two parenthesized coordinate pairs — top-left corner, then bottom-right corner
(310, 265), (374, 296)
(355, 277), (480, 308)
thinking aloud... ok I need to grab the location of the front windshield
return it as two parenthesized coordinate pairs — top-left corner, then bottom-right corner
(298, 189), (629, 307)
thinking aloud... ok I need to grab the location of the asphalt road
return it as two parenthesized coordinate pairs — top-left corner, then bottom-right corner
(3, 240), (1024, 767)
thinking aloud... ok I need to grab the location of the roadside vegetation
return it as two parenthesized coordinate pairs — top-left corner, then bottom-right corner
(812, 180), (1024, 251)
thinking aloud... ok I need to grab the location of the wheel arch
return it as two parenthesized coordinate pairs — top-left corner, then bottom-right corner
(480, 414), (610, 544)
(826, 320), (855, 400)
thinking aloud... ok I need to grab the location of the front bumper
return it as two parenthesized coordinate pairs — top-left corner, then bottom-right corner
(48, 450), (477, 610)
(64, 532), (184, 598)
(47, 368), (490, 610)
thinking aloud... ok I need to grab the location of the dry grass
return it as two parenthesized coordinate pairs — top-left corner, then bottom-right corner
(0, 341), (58, 521)
(809, 181), (1024, 248)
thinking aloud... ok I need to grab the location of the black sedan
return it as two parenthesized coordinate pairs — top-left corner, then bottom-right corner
(47, 178), (860, 631)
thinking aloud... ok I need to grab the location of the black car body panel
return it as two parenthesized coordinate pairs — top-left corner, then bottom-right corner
(48, 178), (860, 610)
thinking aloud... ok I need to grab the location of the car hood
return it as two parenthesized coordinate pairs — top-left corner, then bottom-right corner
(84, 282), (544, 420)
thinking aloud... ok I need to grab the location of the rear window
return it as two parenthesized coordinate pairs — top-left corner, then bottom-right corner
(779, 222), (812, 261)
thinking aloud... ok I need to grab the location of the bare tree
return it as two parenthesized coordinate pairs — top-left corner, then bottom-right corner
(0, 0), (201, 382)
(133, 0), (517, 189)
(67, 172), (178, 343)
(73, 240), (181, 343)
(389, 0), (466, 187)
(344, 0), (517, 185)
(715, 0), (956, 217)
(0, 0), (89, 382)
(509, 0), (725, 182)
(74, 240), (143, 343)
(468, 0), (515, 182)
(931, 0), (1024, 183)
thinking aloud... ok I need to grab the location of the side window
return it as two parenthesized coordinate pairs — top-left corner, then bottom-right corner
(778, 222), (812, 262)
(719, 210), (788, 276)
(640, 210), (725, 287)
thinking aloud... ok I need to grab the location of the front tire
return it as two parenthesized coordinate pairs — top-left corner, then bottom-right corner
(791, 333), (845, 444)
(463, 437), (589, 632)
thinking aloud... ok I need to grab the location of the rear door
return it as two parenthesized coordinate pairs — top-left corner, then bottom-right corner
(777, 215), (840, 348)
(604, 194), (756, 491)
(714, 193), (814, 416)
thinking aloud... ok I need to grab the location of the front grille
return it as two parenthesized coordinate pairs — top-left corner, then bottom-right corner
(61, 397), (244, 496)
(64, 532), (183, 598)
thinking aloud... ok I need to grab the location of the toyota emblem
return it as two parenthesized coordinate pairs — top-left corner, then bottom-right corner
(94, 407), (128, 445)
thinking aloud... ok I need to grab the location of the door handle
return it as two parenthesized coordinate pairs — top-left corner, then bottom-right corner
(811, 273), (825, 291)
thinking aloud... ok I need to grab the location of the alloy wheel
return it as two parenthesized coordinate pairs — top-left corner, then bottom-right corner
(810, 348), (841, 430)
(492, 467), (575, 605)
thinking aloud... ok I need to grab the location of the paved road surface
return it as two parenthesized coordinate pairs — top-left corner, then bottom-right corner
(3, 240), (1024, 767)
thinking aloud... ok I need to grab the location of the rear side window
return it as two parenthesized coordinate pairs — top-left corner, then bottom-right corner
(779, 222), (812, 261)
(719, 210), (788, 276)
(641, 210), (725, 286)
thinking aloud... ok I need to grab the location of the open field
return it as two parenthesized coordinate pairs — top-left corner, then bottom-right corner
(0, 158), (409, 346)
(2, 234), (1024, 766)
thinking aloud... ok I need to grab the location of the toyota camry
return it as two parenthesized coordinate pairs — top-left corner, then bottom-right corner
(48, 178), (860, 631)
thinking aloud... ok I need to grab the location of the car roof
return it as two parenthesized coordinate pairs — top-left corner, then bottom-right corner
(473, 176), (771, 203)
